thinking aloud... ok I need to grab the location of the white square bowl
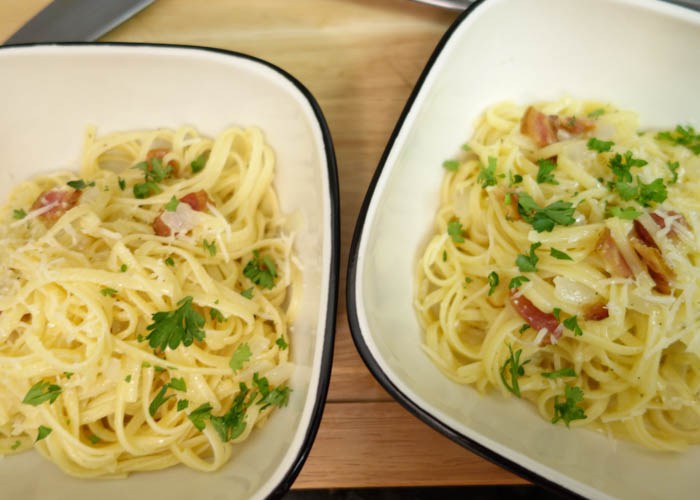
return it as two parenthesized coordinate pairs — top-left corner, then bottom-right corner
(347, 0), (700, 498)
(0, 43), (339, 500)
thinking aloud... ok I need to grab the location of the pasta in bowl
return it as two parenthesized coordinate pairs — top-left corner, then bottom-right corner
(0, 125), (298, 476)
(415, 99), (699, 452)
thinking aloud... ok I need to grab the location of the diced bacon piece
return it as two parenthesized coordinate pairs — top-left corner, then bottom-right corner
(596, 228), (633, 278)
(152, 214), (171, 236)
(180, 190), (211, 212)
(31, 188), (82, 225)
(650, 210), (691, 241)
(583, 301), (609, 321)
(509, 290), (562, 345)
(630, 236), (675, 295)
(147, 148), (180, 172)
(521, 106), (558, 147)
(558, 116), (595, 135)
(633, 218), (659, 250)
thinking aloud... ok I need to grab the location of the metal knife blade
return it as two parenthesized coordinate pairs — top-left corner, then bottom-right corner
(4, 0), (154, 45)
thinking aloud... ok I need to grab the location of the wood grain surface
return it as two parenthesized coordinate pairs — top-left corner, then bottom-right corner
(0, 0), (526, 489)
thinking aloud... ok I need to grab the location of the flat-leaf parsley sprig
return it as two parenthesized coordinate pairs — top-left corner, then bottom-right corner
(143, 296), (206, 352)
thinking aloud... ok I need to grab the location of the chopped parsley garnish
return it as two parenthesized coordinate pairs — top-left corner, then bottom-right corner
(552, 308), (561, 321)
(549, 248), (572, 260)
(499, 344), (530, 397)
(165, 196), (179, 212)
(243, 250), (278, 289)
(10, 440), (22, 450)
(586, 137), (614, 153)
(12, 208), (27, 220)
(587, 108), (605, 119)
(203, 239), (216, 256)
(133, 158), (173, 199)
(100, 287), (118, 297)
(552, 386), (587, 427)
(63, 372), (73, 379)
(563, 315), (583, 336)
(67, 179), (95, 190)
(22, 381), (62, 406)
(276, 336), (288, 350)
(637, 178), (668, 207)
(477, 156), (498, 188)
(536, 159), (558, 185)
(148, 386), (174, 417)
(517, 193), (576, 233)
(518, 324), (531, 334)
(144, 296), (205, 352)
(442, 159), (460, 171)
(210, 307), (226, 322)
(515, 242), (541, 272)
(229, 343), (252, 372)
(191, 153), (207, 173)
(607, 205), (641, 220)
(120, 264), (128, 272)
(442, 250), (447, 262)
(447, 220), (465, 243)
(609, 151), (647, 183)
(118, 177), (126, 190)
(88, 434), (101, 444)
(177, 399), (189, 411)
(508, 171), (523, 186)
(36, 426), (52, 442)
(241, 287), (254, 299)
(509, 275), (530, 289)
(188, 402), (213, 431)
(667, 161), (680, 183)
(169, 377), (187, 392)
(656, 125), (700, 154)
(154, 366), (166, 373)
(125, 375), (132, 383)
(464, 277), (473, 284)
(165, 257), (175, 267)
(461, 143), (471, 151)
(542, 367), (577, 379)
(259, 385), (291, 410)
(210, 383), (250, 441)
(487, 271), (499, 296)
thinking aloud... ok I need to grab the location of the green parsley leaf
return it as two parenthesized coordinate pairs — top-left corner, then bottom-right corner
(241, 287), (254, 299)
(515, 242), (541, 272)
(517, 193), (576, 233)
(165, 196), (179, 212)
(22, 381), (62, 406)
(613, 181), (638, 201)
(509, 275), (530, 289)
(149, 385), (174, 417)
(120, 264), (128, 272)
(586, 137), (614, 153)
(118, 177), (126, 191)
(447, 220), (465, 243)
(67, 179), (95, 190)
(168, 377), (187, 392)
(100, 287), (118, 297)
(442, 160), (460, 171)
(276, 336), (288, 350)
(243, 250), (278, 289)
(549, 248), (573, 260)
(667, 161), (680, 183)
(210, 383), (250, 441)
(477, 156), (498, 188)
(125, 375), (132, 383)
(542, 367), (577, 379)
(144, 296), (206, 352)
(230, 343), (252, 372)
(154, 366), (165, 373)
(63, 372), (73, 379)
(487, 271), (499, 296)
(88, 434), (101, 444)
(188, 402), (213, 431)
(508, 171), (523, 187)
(210, 308), (226, 322)
(552, 386), (587, 427)
(608, 151), (647, 183)
(552, 308), (561, 321)
(442, 250), (447, 262)
(141, 361), (151, 368)
(203, 239), (216, 256)
(10, 440), (22, 450)
(638, 177), (668, 207)
(133, 181), (161, 199)
(518, 324), (531, 334)
(464, 276), (473, 284)
(135, 158), (172, 182)
(607, 205), (641, 220)
(461, 143), (471, 151)
(36, 425), (52, 442)
(499, 344), (530, 397)
(656, 125), (700, 154)
(12, 208), (27, 220)
(191, 153), (207, 173)
(536, 159), (559, 185)
(563, 315), (583, 336)
(177, 399), (189, 411)
(165, 257), (175, 267)
(259, 385), (291, 409)
(587, 108), (605, 118)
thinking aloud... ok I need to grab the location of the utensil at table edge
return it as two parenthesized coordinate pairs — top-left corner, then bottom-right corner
(4, 0), (154, 45)
(410, 0), (700, 11)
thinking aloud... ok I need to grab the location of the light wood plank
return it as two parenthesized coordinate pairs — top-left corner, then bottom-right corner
(294, 401), (528, 489)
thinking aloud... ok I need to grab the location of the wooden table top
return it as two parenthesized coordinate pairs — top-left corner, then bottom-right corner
(0, 0), (527, 490)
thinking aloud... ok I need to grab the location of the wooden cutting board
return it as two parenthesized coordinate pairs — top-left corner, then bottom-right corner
(0, 0), (527, 489)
